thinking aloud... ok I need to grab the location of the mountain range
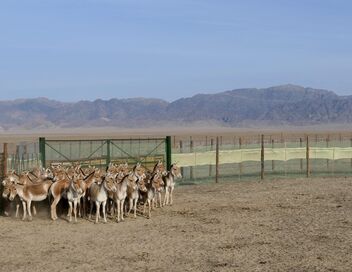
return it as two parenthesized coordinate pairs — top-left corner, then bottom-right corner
(1, 84), (352, 130)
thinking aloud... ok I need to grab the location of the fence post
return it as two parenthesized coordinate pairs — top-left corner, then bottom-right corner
(261, 134), (264, 180)
(215, 136), (219, 183)
(239, 137), (243, 177)
(306, 136), (310, 177)
(39, 137), (46, 168)
(190, 137), (193, 180)
(350, 138), (352, 169)
(166, 136), (172, 171)
(271, 139), (275, 171)
(106, 140), (111, 167)
(300, 138), (303, 171)
(209, 138), (214, 177)
(3, 143), (8, 175)
(179, 140), (184, 177)
(326, 136), (330, 171)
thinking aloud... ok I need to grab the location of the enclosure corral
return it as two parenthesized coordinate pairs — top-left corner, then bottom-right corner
(0, 177), (351, 272)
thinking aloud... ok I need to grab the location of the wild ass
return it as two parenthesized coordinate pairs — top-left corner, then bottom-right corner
(113, 163), (144, 222)
(66, 173), (85, 223)
(140, 171), (164, 219)
(126, 172), (147, 218)
(2, 171), (40, 217)
(151, 161), (167, 208)
(8, 178), (54, 221)
(49, 170), (72, 220)
(163, 164), (182, 206)
(89, 174), (117, 223)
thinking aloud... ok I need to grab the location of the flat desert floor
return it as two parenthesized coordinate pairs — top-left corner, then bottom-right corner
(0, 177), (352, 272)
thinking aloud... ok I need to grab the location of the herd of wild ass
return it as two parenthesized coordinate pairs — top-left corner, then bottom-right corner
(1, 161), (182, 223)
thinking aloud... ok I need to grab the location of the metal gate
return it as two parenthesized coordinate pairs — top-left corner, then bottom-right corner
(39, 137), (172, 171)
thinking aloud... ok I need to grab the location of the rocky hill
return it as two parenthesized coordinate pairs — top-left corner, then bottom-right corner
(1, 84), (351, 129)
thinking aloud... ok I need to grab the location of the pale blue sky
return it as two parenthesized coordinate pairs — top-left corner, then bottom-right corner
(0, 0), (351, 101)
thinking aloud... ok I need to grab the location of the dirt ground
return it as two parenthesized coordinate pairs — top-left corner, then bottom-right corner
(0, 177), (352, 272)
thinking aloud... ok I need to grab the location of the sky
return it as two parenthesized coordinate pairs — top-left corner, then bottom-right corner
(0, 0), (351, 102)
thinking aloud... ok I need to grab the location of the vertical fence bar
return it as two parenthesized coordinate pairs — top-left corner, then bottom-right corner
(39, 137), (46, 168)
(179, 140), (184, 177)
(300, 138), (303, 172)
(239, 137), (242, 178)
(166, 136), (172, 171)
(350, 138), (352, 169)
(261, 134), (264, 180)
(3, 143), (8, 175)
(326, 136), (330, 171)
(209, 138), (214, 177)
(106, 140), (111, 167)
(190, 137), (193, 180)
(306, 136), (310, 178)
(271, 139), (275, 172)
(215, 136), (219, 183)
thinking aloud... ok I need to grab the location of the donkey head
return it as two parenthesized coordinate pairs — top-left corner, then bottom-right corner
(170, 164), (182, 179)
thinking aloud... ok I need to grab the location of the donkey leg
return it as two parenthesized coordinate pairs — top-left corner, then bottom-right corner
(68, 202), (73, 222)
(128, 199), (133, 216)
(116, 201), (120, 222)
(95, 201), (100, 224)
(159, 192), (163, 208)
(32, 204), (37, 216)
(15, 203), (20, 218)
(22, 201), (27, 221)
(134, 199), (137, 218)
(27, 200), (32, 221)
(73, 200), (78, 222)
(148, 199), (151, 219)
(120, 199), (125, 221)
(51, 196), (60, 220)
(102, 201), (107, 223)
(170, 187), (174, 206)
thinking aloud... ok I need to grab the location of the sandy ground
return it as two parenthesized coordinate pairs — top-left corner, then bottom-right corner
(0, 177), (352, 272)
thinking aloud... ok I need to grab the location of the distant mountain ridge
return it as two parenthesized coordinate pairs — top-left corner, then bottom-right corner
(1, 84), (351, 130)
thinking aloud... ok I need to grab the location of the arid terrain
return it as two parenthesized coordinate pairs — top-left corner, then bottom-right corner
(0, 177), (351, 272)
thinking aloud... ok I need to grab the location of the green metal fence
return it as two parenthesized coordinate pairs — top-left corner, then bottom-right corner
(39, 137), (172, 171)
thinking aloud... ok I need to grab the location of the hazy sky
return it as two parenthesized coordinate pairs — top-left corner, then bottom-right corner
(0, 0), (351, 102)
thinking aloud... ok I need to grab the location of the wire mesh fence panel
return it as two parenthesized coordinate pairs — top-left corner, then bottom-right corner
(172, 133), (352, 184)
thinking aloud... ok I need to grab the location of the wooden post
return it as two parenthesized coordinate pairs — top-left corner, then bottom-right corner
(261, 134), (264, 180)
(306, 136), (310, 177)
(271, 139), (275, 171)
(190, 137), (193, 180)
(179, 140), (184, 177)
(239, 137), (243, 177)
(209, 138), (214, 176)
(350, 138), (352, 169)
(326, 136), (330, 171)
(3, 143), (8, 176)
(215, 136), (219, 183)
(300, 138), (303, 171)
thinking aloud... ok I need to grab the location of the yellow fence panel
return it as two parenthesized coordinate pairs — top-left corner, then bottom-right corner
(310, 147), (334, 160)
(332, 147), (352, 160)
(285, 148), (306, 160)
(173, 147), (352, 167)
